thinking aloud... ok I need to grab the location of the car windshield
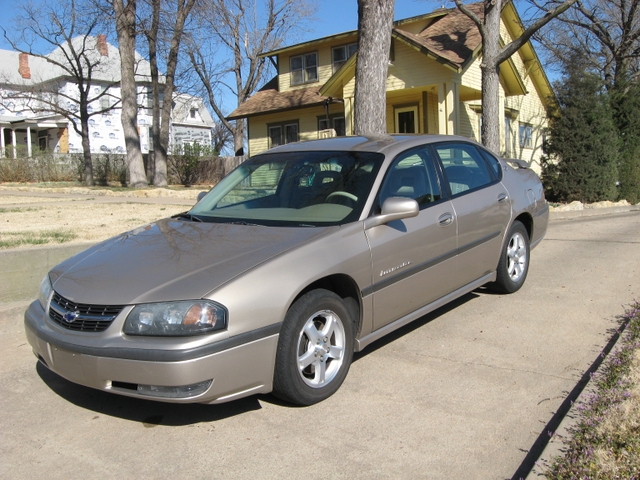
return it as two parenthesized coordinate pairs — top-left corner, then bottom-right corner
(189, 151), (385, 226)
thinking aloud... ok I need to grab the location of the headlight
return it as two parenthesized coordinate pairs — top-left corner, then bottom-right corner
(123, 300), (227, 336)
(38, 274), (53, 309)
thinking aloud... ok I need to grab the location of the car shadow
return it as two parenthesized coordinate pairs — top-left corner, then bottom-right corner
(352, 290), (480, 360)
(36, 362), (262, 425)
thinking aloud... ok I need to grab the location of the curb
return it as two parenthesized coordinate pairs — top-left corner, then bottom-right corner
(549, 204), (640, 221)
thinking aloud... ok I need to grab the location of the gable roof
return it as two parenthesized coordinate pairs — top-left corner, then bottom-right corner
(394, 2), (483, 69)
(0, 36), (154, 87)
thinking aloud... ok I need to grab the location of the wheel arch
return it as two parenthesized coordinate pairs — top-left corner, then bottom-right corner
(293, 274), (362, 335)
(513, 212), (533, 240)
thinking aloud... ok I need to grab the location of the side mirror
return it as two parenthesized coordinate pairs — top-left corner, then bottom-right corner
(196, 191), (208, 202)
(364, 197), (419, 230)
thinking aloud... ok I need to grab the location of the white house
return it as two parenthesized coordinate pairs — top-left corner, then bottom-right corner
(0, 35), (214, 157)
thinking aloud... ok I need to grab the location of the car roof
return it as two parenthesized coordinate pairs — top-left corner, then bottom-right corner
(259, 134), (486, 158)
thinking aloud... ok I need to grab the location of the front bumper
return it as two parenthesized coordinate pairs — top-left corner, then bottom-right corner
(24, 300), (279, 404)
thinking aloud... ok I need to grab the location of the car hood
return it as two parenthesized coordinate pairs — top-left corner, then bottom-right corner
(49, 218), (332, 305)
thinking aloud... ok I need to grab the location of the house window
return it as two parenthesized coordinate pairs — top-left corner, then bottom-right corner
(268, 121), (299, 148)
(190, 108), (197, 119)
(290, 53), (318, 85)
(332, 43), (357, 73)
(504, 116), (511, 156)
(100, 97), (110, 110)
(519, 123), (533, 149)
(318, 115), (346, 137)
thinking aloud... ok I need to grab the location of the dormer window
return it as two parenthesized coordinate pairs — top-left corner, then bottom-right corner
(332, 43), (357, 73)
(290, 52), (318, 85)
(190, 108), (197, 119)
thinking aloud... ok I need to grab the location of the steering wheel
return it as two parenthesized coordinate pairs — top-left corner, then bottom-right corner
(326, 191), (358, 207)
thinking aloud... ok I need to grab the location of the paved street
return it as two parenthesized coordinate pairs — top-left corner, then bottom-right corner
(1, 211), (639, 479)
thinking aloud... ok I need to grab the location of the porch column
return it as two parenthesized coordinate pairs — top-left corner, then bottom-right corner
(437, 82), (460, 135)
(11, 129), (16, 158)
(344, 97), (354, 136)
(26, 126), (32, 157)
(0, 127), (4, 157)
(498, 94), (505, 154)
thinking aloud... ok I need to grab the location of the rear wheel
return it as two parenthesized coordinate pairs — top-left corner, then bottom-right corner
(491, 221), (530, 294)
(273, 289), (354, 406)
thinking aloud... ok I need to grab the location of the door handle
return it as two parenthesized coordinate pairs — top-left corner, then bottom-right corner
(438, 213), (454, 226)
(497, 193), (508, 203)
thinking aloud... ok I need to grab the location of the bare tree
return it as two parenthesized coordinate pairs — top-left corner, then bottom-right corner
(110, 0), (148, 187)
(533, 0), (640, 89)
(185, 0), (314, 155)
(353, 0), (395, 137)
(450, 0), (577, 153)
(141, 0), (197, 187)
(2, 0), (119, 186)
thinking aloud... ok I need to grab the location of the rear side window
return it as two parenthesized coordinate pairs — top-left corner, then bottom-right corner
(433, 143), (495, 196)
(480, 149), (503, 180)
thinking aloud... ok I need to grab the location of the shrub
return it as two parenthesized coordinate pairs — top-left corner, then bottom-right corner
(168, 143), (222, 186)
(0, 151), (77, 183)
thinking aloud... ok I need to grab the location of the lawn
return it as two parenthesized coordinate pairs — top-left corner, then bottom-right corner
(547, 302), (640, 478)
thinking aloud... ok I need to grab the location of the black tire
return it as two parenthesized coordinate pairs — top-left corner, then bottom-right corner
(490, 221), (530, 294)
(273, 289), (354, 406)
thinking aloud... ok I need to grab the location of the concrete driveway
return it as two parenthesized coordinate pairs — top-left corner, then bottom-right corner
(1, 212), (639, 479)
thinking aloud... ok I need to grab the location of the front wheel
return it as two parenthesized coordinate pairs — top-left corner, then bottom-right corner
(273, 289), (354, 406)
(491, 221), (530, 294)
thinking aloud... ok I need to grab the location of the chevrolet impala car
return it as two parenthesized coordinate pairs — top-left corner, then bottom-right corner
(25, 135), (548, 406)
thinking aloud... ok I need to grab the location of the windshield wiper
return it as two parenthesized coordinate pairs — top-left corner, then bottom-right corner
(227, 220), (260, 226)
(172, 212), (203, 222)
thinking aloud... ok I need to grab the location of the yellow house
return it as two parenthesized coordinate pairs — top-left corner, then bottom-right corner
(228, 2), (552, 172)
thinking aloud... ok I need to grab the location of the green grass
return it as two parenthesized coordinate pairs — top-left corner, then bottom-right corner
(547, 302), (640, 478)
(0, 229), (77, 248)
(0, 207), (42, 213)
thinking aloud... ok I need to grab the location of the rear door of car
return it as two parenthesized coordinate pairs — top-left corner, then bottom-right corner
(432, 142), (512, 285)
(365, 145), (459, 331)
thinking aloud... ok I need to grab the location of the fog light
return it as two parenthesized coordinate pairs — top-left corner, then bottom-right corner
(136, 379), (213, 398)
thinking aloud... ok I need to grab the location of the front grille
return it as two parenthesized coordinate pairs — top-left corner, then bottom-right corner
(49, 292), (125, 332)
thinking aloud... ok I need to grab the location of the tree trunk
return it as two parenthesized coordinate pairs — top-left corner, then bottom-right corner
(152, 0), (195, 187)
(79, 92), (94, 186)
(112, 0), (147, 188)
(80, 117), (94, 186)
(480, 0), (502, 154)
(353, 0), (394, 137)
(233, 119), (245, 156)
(147, 0), (165, 186)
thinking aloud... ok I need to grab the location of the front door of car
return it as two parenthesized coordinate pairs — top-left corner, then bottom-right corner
(365, 146), (459, 332)
(433, 142), (512, 284)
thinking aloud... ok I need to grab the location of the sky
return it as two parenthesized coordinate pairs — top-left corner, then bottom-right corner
(307, 0), (433, 40)
(0, 0), (433, 51)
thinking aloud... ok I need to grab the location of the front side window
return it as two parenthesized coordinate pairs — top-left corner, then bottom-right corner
(519, 123), (533, 149)
(434, 143), (495, 196)
(379, 146), (441, 208)
(290, 52), (318, 85)
(332, 43), (357, 73)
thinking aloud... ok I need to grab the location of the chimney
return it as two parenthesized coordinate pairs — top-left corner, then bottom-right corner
(18, 53), (31, 79)
(97, 34), (109, 57)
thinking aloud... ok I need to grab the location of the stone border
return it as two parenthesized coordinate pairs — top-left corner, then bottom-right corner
(550, 204), (640, 221)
